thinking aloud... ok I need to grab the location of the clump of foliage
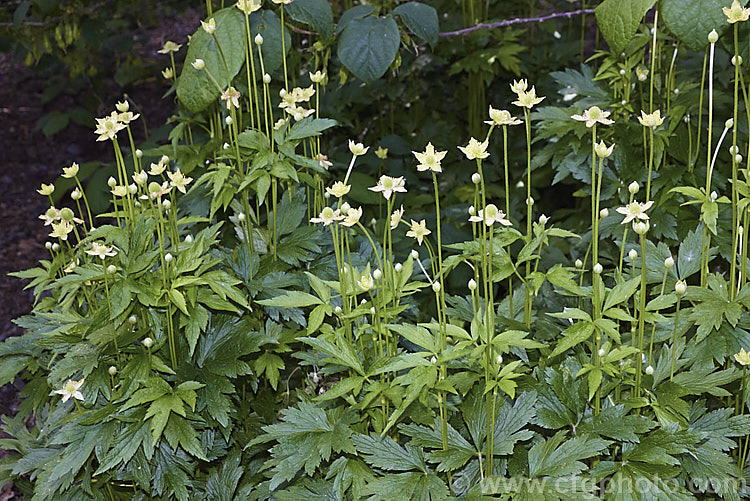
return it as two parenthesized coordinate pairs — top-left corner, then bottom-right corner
(6, 0), (750, 499)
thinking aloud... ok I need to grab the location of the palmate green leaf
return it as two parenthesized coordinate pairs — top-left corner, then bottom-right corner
(690, 407), (750, 451)
(494, 391), (537, 455)
(258, 291), (323, 308)
(254, 352), (285, 390)
(383, 364), (438, 434)
(95, 420), (152, 475)
(682, 444), (742, 500)
(386, 323), (436, 352)
(176, 7), (246, 112)
(164, 414), (207, 461)
(399, 420), (475, 472)
(577, 405), (656, 442)
(550, 321), (594, 358)
(360, 472), (449, 501)
(327, 457), (375, 500)
(602, 277), (640, 311)
(672, 367), (740, 397)
(203, 451), (244, 501)
(284, 117), (337, 142)
(352, 434), (428, 472)
(338, 16), (400, 82)
(152, 442), (193, 501)
(595, 0), (656, 54)
(528, 431), (611, 478)
(300, 333), (365, 375)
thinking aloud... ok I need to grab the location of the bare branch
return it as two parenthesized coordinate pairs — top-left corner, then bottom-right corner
(439, 8), (595, 37)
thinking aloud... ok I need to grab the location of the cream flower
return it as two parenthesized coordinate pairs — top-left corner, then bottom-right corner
(724, 0), (750, 23)
(510, 79), (528, 94)
(348, 140), (369, 157)
(735, 348), (750, 365)
(571, 106), (614, 127)
(86, 241), (118, 259)
(111, 185), (128, 197)
(149, 161), (166, 176)
(594, 141), (614, 158)
(54, 379), (84, 402)
(316, 154), (332, 170)
(326, 181), (350, 198)
(390, 205), (404, 229)
(616, 200), (654, 224)
(158, 41), (183, 54)
(49, 221), (74, 240)
(310, 206), (343, 225)
(162, 67), (174, 80)
(406, 219), (431, 245)
(486, 107), (522, 126)
(168, 170), (193, 193)
(39, 207), (60, 226)
(469, 204), (512, 227)
(637, 110), (665, 127)
(375, 146), (389, 159)
(236, 0), (262, 14)
(94, 112), (125, 141)
(37, 183), (55, 196)
(221, 86), (241, 110)
(62, 162), (79, 178)
(369, 175), (406, 200)
(413, 142), (447, 173)
(144, 181), (172, 200)
(118, 111), (140, 125)
(192, 59), (205, 70)
(357, 272), (374, 291)
(201, 18), (216, 34)
(342, 206), (363, 227)
(458, 137), (489, 160)
(309, 70), (326, 83)
(513, 87), (545, 109)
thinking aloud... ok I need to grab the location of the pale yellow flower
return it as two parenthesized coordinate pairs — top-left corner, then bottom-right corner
(158, 41), (182, 54)
(149, 161), (166, 176)
(310, 206), (343, 226)
(486, 107), (522, 126)
(369, 175), (406, 200)
(342, 206), (363, 227)
(326, 181), (350, 198)
(724, 0), (750, 23)
(735, 348), (750, 365)
(49, 221), (74, 240)
(94, 112), (125, 141)
(316, 154), (332, 170)
(413, 142), (447, 173)
(39, 207), (60, 226)
(594, 141), (615, 158)
(510, 79), (528, 94)
(357, 272), (374, 291)
(469, 204), (512, 227)
(513, 87), (545, 109)
(390, 205), (404, 229)
(86, 242), (118, 259)
(348, 140), (369, 157)
(54, 379), (84, 402)
(458, 137), (489, 160)
(111, 185), (128, 197)
(37, 183), (55, 196)
(144, 181), (172, 200)
(201, 18), (216, 34)
(616, 200), (654, 224)
(62, 162), (79, 178)
(309, 70), (326, 83)
(162, 67), (174, 80)
(375, 146), (389, 159)
(167, 170), (193, 193)
(406, 219), (431, 245)
(637, 110), (665, 127)
(571, 106), (614, 127)
(236, 0), (262, 13)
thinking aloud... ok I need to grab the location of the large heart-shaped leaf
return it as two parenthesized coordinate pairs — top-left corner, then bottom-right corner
(661, 0), (748, 52)
(338, 16), (400, 82)
(177, 7), (246, 113)
(393, 2), (439, 46)
(286, 0), (334, 39)
(595, 0), (657, 54)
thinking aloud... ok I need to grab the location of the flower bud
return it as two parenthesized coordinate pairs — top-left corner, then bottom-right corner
(468, 205), (475, 216)
(734, 55), (744, 66)
(107, 176), (117, 187)
(142, 337), (154, 348)
(629, 249), (638, 261)
(394, 262), (403, 272)
(116, 100), (129, 112)
(192, 58), (205, 70)
(598, 348), (605, 357)
(471, 172), (481, 184)
(263, 73), (271, 84)
(516, 180), (524, 188)
(370, 307), (376, 315)
(128, 184), (137, 195)
(164, 253), (173, 263)
(60, 207), (74, 222)
(432, 281), (441, 293)
(468, 278), (477, 290)
(108, 365), (118, 376)
(675, 280), (687, 295)
(628, 181), (639, 194)
(71, 188), (82, 200)
(162, 199), (171, 209)
(334, 306), (342, 314)
(575, 259), (583, 268)
(128, 315), (137, 325)
(599, 208), (609, 218)
(665, 256), (674, 268)
(45, 242), (53, 250)
(225, 116), (233, 125)
(107, 264), (117, 274)
(238, 212), (246, 222)
(135, 149), (143, 158)
(711, 191), (718, 201)
(645, 365), (654, 375)
(593, 263), (603, 274)
(411, 249), (419, 260)
(373, 269), (382, 280)
(708, 29), (719, 43)
(254, 33), (264, 45)
(619, 68), (626, 76)
(185, 235), (193, 244)
(340, 202), (350, 213)
(539, 214), (549, 224)
(52, 243), (60, 252)
(527, 197), (534, 206)
(726, 118), (735, 129)
(633, 221), (649, 234)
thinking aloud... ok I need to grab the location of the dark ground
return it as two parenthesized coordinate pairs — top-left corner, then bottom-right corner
(0, 9), (200, 498)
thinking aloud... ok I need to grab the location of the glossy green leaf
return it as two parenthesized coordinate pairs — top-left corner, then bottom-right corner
(338, 16), (400, 82)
